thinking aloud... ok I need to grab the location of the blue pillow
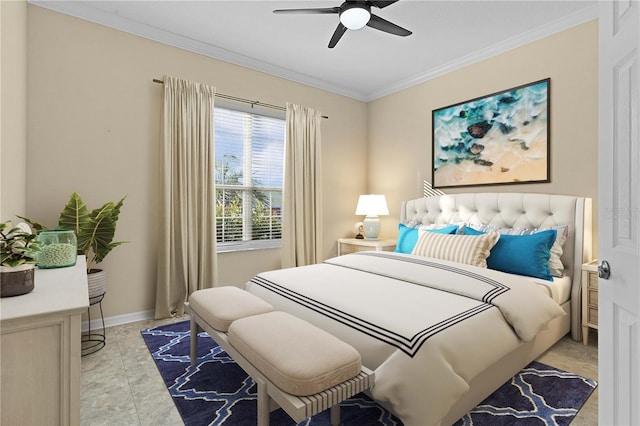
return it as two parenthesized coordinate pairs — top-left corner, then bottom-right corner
(395, 224), (459, 254)
(462, 226), (556, 280)
(429, 225), (460, 235)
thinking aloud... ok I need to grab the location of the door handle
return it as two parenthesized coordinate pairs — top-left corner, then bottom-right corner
(598, 260), (611, 280)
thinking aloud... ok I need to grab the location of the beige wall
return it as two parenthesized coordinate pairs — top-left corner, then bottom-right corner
(1, 0), (28, 221)
(368, 20), (599, 254)
(26, 6), (367, 319)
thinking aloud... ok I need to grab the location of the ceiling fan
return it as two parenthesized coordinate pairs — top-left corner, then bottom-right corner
(273, 0), (412, 48)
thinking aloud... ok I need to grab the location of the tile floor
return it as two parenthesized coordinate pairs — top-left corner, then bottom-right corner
(80, 318), (599, 425)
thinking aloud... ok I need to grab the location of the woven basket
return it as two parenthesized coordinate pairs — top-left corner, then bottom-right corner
(87, 269), (106, 299)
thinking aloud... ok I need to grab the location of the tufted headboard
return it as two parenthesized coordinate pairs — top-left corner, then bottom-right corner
(400, 193), (592, 341)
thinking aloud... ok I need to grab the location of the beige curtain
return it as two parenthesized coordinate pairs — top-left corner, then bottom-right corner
(155, 75), (217, 319)
(281, 102), (323, 268)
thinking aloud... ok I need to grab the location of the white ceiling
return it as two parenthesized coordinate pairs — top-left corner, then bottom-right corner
(30, 0), (598, 101)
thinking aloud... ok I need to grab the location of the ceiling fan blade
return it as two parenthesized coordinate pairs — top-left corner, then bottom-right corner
(328, 23), (348, 48)
(273, 7), (340, 15)
(367, 0), (399, 9)
(366, 14), (412, 36)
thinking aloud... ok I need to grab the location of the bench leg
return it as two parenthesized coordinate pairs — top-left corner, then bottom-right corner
(330, 404), (340, 426)
(190, 317), (201, 366)
(257, 377), (270, 426)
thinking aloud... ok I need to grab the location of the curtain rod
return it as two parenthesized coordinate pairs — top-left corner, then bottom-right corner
(153, 79), (328, 119)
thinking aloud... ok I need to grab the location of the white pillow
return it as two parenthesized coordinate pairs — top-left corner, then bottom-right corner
(467, 224), (568, 277)
(411, 231), (500, 268)
(416, 223), (463, 232)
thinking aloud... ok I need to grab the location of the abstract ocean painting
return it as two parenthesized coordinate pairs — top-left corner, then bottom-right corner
(432, 79), (550, 188)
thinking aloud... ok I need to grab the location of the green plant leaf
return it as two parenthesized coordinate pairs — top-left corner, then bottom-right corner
(88, 203), (116, 256)
(15, 216), (49, 233)
(59, 192), (91, 254)
(1, 220), (41, 267)
(82, 199), (128, 270)
(94, 241), (127, 264)
(111, 196), (126, 227)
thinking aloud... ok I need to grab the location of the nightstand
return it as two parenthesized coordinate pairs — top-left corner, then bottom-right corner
(337, 238), (396, 256)
(581, 259), (599, 345)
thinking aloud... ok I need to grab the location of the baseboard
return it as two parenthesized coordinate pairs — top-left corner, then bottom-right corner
(81, 308), (155, 332)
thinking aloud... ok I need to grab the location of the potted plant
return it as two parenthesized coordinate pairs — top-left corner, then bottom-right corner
(19, 192), (127, 299)
(0, 221), (42, 297)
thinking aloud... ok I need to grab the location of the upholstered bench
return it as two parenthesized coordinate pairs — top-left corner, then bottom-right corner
(187, 286), (274, 332)
(185, 286), (375, 426)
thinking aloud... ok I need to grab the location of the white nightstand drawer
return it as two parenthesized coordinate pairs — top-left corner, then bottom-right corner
(581, 259), (599, 345)
(588, 272), (598, 289)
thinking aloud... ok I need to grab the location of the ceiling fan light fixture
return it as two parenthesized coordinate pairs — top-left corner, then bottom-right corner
(339, 5), (370, 30)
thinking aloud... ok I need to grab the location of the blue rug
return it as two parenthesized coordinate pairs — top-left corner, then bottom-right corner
(141, 320), (596, 426)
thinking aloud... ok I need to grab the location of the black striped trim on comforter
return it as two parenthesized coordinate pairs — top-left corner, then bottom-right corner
(250, 252), (512, 357)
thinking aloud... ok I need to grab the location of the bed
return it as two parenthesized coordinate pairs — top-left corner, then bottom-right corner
(245, 192), (592, 425)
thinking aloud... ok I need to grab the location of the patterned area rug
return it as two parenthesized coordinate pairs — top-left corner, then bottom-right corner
(142, 320), (596, 426)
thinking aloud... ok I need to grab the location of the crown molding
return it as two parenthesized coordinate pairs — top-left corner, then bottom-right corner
(28, 0), (369, 101)
(29, 1), (597, 103)
(366, 5), (599, 101)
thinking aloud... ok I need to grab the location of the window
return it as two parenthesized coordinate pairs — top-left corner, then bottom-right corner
(215, 106), (285, 252)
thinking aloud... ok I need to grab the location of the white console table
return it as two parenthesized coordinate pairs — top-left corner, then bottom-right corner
(1, 256), (88, 425)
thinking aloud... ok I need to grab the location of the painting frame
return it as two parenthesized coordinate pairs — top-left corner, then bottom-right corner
(432, 78), (550, 189)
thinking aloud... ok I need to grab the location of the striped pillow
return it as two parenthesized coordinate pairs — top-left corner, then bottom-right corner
(411, 231), (500, 268)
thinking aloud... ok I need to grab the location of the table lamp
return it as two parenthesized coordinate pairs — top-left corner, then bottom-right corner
(355, 194), (389, 240)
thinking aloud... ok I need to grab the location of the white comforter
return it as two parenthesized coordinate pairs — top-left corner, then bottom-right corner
(245, 251), (565, 425)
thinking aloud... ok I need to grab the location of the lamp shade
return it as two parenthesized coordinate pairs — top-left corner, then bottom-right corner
(339, 5), (371, 30)
(355, 195), (389, 216)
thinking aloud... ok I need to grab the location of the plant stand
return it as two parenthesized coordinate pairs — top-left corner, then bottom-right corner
(81, 292), (105, 356)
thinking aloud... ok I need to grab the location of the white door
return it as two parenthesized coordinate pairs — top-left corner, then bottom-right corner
(598, 1), (640, 425)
